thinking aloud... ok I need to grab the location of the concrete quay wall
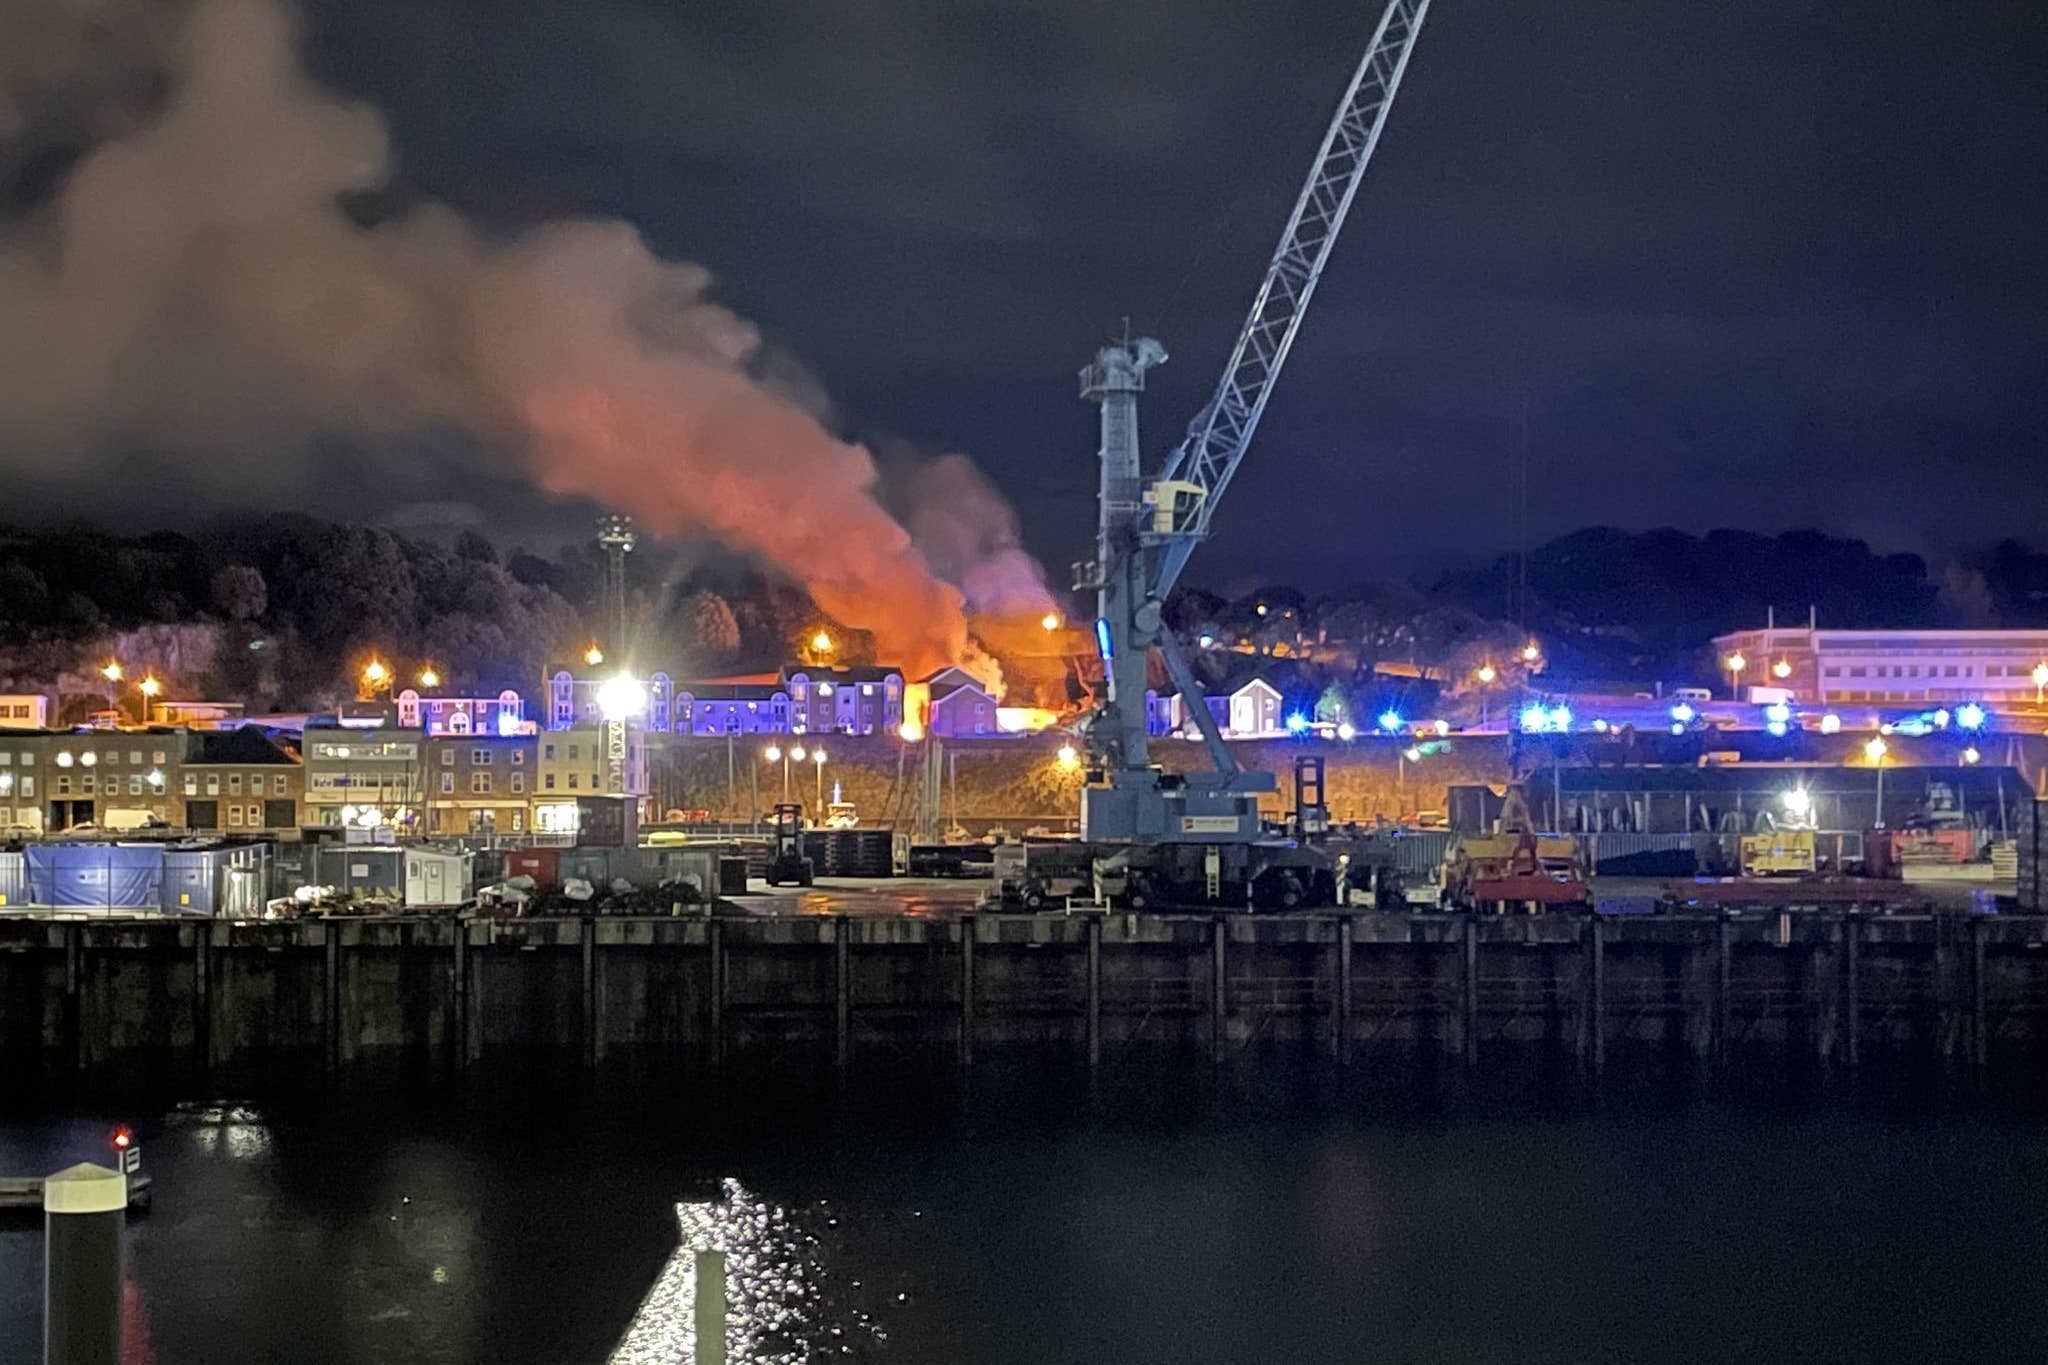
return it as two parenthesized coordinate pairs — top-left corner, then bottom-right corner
(3, 912), (2044, 1086)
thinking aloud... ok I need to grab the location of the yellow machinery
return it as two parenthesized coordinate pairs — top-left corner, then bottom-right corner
(1739, 829), (1816, 877)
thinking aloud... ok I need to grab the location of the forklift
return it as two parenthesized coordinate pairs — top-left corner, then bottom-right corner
(763, 801), (815, 887)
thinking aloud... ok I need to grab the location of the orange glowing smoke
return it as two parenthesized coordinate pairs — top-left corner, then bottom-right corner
(522, 381), (972, 682)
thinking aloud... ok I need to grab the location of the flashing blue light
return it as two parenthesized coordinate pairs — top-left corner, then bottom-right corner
(1766, 720), (1788, 738)
(1094, 617), (1114, 663)
(1957, 702), (1988, 731)
(1285, 712), (1310, 735)
(1376, 710), (1403, 733)
(1548, 704), (1573, 731)
(1764, 701), (1791, 725)
(1519, 704), (1551, 733)
(1670, 721), (1686, 736)
(1592, 718), (1609, 734)
(1669, 702), (1695, 724)
(1932, 708), (1951, 729)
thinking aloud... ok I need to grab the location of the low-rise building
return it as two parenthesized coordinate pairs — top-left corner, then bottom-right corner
(923, 668), (999, 738)
(0, 695), (52, 729)
(535, 725), (647, 832)
(2, 728), (182, 831)
(423, 733), (536, 835)
(396, 687), (532, 737)
(179, 726), (300, 833)
(301, 719), (425, 830)
(670, 675), (792, 736)
(786, 666), (903, 735)
(1711, 625), (2048, 708)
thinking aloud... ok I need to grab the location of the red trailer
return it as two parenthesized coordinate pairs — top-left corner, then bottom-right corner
(501, 847), (561, 888)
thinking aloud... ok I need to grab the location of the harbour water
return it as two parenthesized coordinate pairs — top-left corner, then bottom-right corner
(5, 1068), (2048, 1363)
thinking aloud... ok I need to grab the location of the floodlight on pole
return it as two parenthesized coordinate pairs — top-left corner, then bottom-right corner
(596, 674), (647, 720)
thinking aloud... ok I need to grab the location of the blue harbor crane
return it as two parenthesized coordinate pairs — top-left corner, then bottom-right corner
(1070, 1), (1431, 899)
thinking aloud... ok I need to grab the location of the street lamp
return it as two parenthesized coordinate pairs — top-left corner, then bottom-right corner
(1520, 641), (1541, 666)
(2034, 661), (2048, 705)
(1772, 658), (1792, 680)
(138, 674), (161, 724)
(1724, 651), (1747, 700)
(764, 744), (799, 804)
(418, 667), (441, 690)
(811, 747), (827, 812)
(1865, 735), (1889, 829)
(584, 644), (605, 667)
(597, 673), (646, 800)
(1040, 613), (1061, 633)
(100, 662), (123, 683)
(811, 631), (834, 655)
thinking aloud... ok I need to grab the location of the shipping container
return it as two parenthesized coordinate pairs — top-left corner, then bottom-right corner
(159, 844), (272, 917)
(502, 847), (562, 888)
(316, 846), (404, 900)
(404, 848), (471, 909)
(0, 850), (27, 909)
(26, 844), (165, 912)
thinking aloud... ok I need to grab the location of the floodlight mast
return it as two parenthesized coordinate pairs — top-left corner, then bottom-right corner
(1077, 0), (1431, 842)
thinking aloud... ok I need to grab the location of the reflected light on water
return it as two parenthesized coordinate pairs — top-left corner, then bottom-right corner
(611, 1179), (882, 1363)
(178, 1103), (275, 1161)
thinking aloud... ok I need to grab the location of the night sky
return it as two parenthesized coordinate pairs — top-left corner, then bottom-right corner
(13, 0), (2048, 591)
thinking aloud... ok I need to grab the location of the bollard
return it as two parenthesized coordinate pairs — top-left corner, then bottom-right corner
(693, 1249), (727, 1365)
(43, 1163), (125, 1365)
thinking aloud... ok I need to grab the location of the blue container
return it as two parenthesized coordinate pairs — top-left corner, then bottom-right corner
(162, 846), (262, 916)
(27, 844), (165, 911)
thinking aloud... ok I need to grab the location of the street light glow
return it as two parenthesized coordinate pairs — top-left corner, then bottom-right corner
(139, 675), (161, 698)
(101, 661), (123, 683)
(418, 668), (441, 689)
(1335, 722), (1356, 741)
(1376, 710), (1403, 733)
(596, 673), (646, 720)
(1781, 788), (1812, 818)
(1864, 736), (1888, 762)
(764, 746), (781, 763)
(1820, 713), (1841, 734)
(1962, 746), (1982, 765)
(1056, 744), (1078, 768)
(1956, 702), (1988, 731)
(1772, 659), (1792, 679)
(1476, 663), (1497, 685)
(1040, 613), (1061, 633)
(811, 631), (834, 653)
(790, 745), (807, 762)
(361, 660), (388, 686)
(583, 644), (605, 667)
(1725, 652), (1747, 673)
(812, 748), (827, 765)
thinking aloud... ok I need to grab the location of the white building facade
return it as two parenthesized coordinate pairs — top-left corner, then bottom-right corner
(1711, 626), (2048, 707)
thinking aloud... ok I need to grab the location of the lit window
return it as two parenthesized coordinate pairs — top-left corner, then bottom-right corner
(206, 775), (219, 795)
(511, 750), (525, 765)
(228, 806), (243, 826)
(128, 751), (141, 765)
(153, 751), (166, 765)
(183, 775), (196, 796)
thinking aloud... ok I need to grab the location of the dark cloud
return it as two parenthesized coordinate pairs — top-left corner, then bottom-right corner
(12, 0), (2048, 590)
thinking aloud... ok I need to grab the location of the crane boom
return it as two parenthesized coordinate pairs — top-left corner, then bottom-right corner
(1077, 0), (1431, 846)
(1148, 0), (1431, 600)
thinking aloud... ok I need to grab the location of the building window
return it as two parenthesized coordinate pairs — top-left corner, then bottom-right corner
(472, 748), (491, 765)
(544, 744), (556, 760)
(439, 772), (454, 794)
(544, 774), (556, 790)
(183, 774), (197, 796)
(20, 777), (31, 797)
(511, 773), (525, 794)
(128, 776), (142, 796)
(205, 774), (219, 795)
(470, 773), (492, 794)
(228, 806), (243, 826)
(128, 751), (142, 765)
(57, 776), (69, 795)
(511, 750), (526, 765)
(82, 774), (95, 794)
(568, 774), (580, 790)
(153, 751), (166, 765)
(229, 773), (243, 794)
(274, 774), (288, 795)
(568, 744), (580, 760)
(441, 749), (454, 766)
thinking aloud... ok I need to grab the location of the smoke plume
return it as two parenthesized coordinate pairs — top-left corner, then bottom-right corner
(0, 0), (1044, 682)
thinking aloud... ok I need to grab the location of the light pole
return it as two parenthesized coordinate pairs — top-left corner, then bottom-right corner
(1865, 736), (1888, 829)
(100, 662), (123, 722)
(2033, 661), (2048, 706)
(138, 675), (161, 726)
(1475, 662), (1496, 729)
(764, 744), (804, 805)
(597, 674), (647, 807)
(812, 747), (827, 814)
(1724, 651), (1747, 702)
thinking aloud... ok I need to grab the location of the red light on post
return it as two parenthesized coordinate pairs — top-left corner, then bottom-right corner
(110, 1125), (133, 1152)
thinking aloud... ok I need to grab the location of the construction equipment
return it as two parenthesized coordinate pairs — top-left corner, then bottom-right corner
(762, 802), (814, 887)
(1740, 829), (1817, 877)
(1069, 0), (1432, 905)
(1442, 790), (1588, 911)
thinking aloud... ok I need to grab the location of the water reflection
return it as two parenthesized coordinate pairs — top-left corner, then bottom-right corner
(611, 1179), (883, 1363)
(171, 1102), (274, 1161)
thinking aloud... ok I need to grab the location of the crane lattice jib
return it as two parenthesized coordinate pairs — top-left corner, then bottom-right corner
(1149, 0), (1430, 599)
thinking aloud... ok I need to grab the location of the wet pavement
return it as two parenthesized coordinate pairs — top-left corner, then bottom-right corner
(727, 876), (989, 917)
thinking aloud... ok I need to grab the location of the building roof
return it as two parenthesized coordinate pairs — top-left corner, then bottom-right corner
(784, 665), (902, 685)
(678, 682), (787, 701)
(186, 725), (299, 766)
(684, 672), (782, 687)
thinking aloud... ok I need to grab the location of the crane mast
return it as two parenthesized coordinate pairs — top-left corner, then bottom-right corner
(1078, 0), (1431, 844)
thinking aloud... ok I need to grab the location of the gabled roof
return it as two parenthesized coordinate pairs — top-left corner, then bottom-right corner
(783, 665), (902, 685)
(186, 725), (298, 766)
